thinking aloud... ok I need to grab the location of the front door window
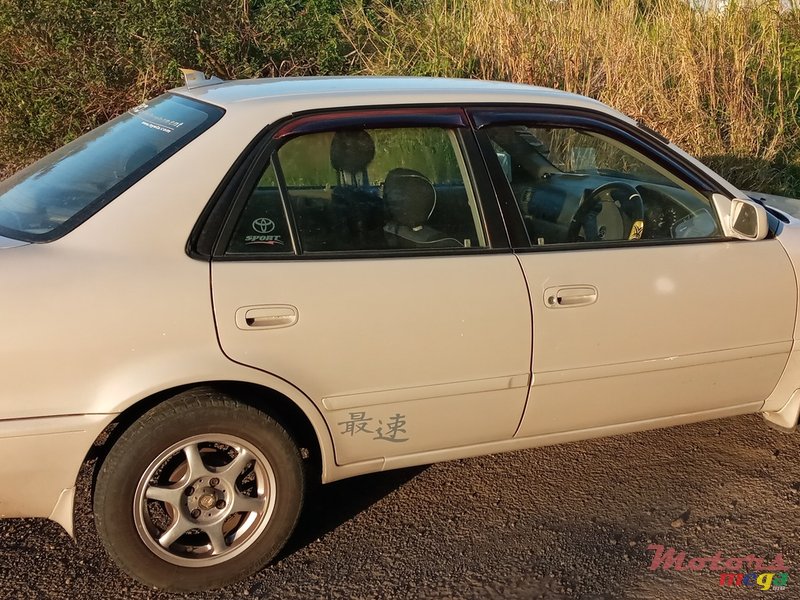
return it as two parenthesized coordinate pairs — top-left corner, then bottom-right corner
(485, 125), (722, 246)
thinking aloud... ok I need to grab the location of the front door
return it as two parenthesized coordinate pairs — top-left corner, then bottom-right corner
(474, 112), (796, 436)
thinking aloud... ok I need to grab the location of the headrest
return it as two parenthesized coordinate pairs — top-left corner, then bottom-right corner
(384, 168), (436, 229)
(330, 130), (375, 173)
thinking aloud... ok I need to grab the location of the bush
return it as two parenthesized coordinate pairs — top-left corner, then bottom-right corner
(0, 0), (351, 176)
(1, 0), (799, 195)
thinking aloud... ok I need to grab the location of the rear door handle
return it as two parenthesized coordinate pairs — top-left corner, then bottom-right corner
(235, 305), (298, 330)
(544, 286), (598, 308)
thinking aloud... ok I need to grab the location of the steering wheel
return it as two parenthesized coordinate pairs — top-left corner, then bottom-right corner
(566, 181), (645, 242)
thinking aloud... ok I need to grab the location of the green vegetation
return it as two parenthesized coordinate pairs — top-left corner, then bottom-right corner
(2, 0), (799, 195)
(274, 128), (463, 187)
(0, 0), (350, 175)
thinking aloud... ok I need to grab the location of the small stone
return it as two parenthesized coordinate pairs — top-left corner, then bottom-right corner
(629, 541), (637, 547)
(671, 510), (691, 528)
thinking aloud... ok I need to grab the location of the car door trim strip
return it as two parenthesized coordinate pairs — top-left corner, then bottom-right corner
(322, 373), (531, 411)
(532, 341), (792, 386)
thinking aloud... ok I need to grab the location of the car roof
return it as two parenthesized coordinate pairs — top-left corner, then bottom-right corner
(171, 76), (632, 123)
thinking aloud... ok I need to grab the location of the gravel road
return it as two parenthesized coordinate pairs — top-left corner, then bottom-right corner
(1, 413), (797, 599)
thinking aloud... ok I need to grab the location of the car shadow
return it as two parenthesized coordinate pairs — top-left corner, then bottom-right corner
(277, 465), (427, 559)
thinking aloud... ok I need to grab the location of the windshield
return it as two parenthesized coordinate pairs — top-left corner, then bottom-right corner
(0, 94), (224, 241)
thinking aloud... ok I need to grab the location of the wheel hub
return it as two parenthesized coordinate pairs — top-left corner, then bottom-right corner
(134, 434), (277, 567)
(186, 477), (228, 520)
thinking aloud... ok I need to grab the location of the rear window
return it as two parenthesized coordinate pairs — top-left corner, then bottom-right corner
(0, 94), (224, 242)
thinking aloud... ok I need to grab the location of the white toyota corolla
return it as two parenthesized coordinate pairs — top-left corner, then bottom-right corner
(1, 73), (799, 591)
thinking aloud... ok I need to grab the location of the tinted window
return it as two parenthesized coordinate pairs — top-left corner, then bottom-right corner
(226, 163), (293, 254)
(0, 94), (224, 241)
(227, 126), (487, 254)
(486, 125), (722, 246)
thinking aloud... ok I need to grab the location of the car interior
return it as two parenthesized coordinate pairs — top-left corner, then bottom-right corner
(226, 127), (485, 254)
(484, 125), (722, 245)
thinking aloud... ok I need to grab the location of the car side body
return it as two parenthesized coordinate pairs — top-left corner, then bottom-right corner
(1, 75), (799, 590)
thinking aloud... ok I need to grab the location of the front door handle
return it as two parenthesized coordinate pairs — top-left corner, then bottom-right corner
(235, 305), (298, 330)
(544, 286), (598, 308)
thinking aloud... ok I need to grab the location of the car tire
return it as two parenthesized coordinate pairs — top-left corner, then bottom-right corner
(94, 387), (304, 592)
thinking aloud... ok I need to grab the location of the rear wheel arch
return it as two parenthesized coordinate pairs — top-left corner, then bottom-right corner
(80, 381), (328, 525)
(91, 386), (310, 590)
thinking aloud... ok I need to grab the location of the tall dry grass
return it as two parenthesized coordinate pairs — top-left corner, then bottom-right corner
(2, 0), (798, 193)
(342, 0), (800, 193)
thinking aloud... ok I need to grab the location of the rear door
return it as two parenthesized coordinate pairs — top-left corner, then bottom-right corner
(210, 109), (532, 465)
(471, 108), (796, 437)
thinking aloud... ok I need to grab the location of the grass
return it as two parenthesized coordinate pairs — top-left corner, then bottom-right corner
(1, 0), (799, 195)
(342, 0), (800, 195)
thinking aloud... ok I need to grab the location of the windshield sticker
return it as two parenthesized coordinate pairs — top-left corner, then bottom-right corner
(252, 217), (276, 234)
(128, 104), (183, 133)
(128, 104), (185, 134)
(137, 114), (185, 134)
(245, 235), (283, 246)
(245, 216), (283, 246)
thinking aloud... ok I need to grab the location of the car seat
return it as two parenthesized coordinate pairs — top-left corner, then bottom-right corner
(328, 130), (385, 250)
(382, 168), (464, 249)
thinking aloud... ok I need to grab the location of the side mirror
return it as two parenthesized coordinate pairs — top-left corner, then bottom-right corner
(712, 194), (769, 240)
